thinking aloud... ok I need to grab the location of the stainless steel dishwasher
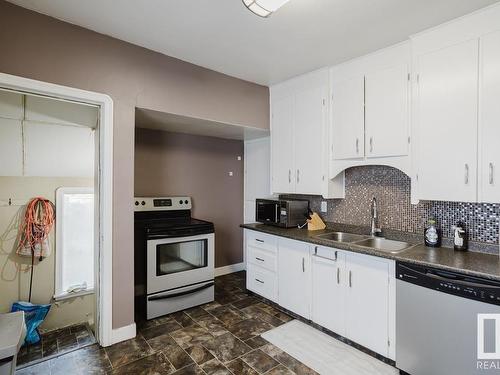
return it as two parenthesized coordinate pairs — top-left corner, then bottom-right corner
(396, 261), (500, 375)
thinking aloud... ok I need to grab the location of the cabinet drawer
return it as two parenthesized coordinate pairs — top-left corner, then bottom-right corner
(246, 230), (278, 254)
(248, 246), (277, 272)
(247, 264), (277, 302)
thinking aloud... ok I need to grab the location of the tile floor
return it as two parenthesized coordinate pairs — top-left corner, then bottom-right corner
(16, 322), (96, 368)
(16, 272), (320, 374)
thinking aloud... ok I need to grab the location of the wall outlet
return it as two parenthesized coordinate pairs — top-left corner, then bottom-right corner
(320, 201), (328, 213)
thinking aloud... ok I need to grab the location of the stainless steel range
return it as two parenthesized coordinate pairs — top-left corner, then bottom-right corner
(134, 197), (215, 320)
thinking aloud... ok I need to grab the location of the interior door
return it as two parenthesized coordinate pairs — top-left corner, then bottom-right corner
(271, 95), (295, 194)
(331, 76), (365, 160)
(416, 39), (479, 202)
(480, 30), (500, 203)
(278, 238), (311, 319)
(294, 85), (327, 195)
(311, 246), (346, 336)
(345, 252), (389, 357)
(365, 64), (409, 158)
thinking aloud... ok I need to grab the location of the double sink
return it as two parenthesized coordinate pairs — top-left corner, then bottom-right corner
(315, 231), (415, 254)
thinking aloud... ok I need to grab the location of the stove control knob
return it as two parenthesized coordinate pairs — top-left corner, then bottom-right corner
(184, 200), (189, 204)
(179, 200), (183, 204)
(134, 201), (139, 206)
(141, 201), (146, 206)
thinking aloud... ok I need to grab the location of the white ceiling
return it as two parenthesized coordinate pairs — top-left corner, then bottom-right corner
(136, 109), (269, 141)
(8, 0), (499, 85)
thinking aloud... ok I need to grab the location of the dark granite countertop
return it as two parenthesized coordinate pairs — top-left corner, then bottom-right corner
(241, 223), (500, 282)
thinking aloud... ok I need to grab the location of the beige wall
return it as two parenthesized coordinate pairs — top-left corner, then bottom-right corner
(135, 129), (244, 267)
(0, 177), (94, 331)
(0, 1), (269, 329)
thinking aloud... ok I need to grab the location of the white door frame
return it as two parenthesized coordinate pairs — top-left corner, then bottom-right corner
(0, 72), (129, 346)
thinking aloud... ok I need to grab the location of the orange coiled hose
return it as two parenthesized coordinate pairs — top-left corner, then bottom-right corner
(17, 197), (55, 253)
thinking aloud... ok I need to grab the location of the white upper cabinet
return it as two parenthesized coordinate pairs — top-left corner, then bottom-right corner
(271, 95), (295, 194)
(331, 76), (365, 160)
(270, 69), (344, 198)
(480, 30), (500, 203)
(0, 118), (23, 176)
(415, 39), (479, 202)
(365, 63), (409, 158)
(294, 85), (327, 194)
(0, 90), (23, 120)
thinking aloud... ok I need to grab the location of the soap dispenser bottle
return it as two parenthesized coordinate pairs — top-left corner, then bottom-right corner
(453, 222), (468, 251)
(424, 218), (441, 247)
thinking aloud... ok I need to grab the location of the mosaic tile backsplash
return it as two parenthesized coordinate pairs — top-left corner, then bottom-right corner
(282, 165), (500, 246)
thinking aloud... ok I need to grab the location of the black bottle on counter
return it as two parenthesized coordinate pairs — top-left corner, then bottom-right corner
(424, 218), (441, 247)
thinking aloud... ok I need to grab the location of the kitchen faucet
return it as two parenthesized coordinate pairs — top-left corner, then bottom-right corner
(371, 197), (382, 236)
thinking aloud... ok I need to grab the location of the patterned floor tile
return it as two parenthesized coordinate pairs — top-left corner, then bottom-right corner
(203, 332), (251, 363)
(200, 358), (232, 375)
(111, 352), (175, 374)
(226, 358), (260, 375)
(244, 336), (269, 349)
(241, 349), (280, 374)
(105, 336), (154, 368)
(170, 364), (205, 375)
(185, 345), (214, 365)
(264, 365), (295, 375)
(169, 326), (214, 349)
(140, 320), (183, 340)
(227, 318), (274, 341)
(241, 305), (286, 327)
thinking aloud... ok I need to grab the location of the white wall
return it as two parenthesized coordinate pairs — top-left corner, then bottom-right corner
(244, 137), (273, 223)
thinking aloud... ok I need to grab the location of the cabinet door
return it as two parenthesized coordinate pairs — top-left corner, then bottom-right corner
(294, 85), (326, 195)
(278, 238), (311, 319)
(345, 253), (389, 357)
(271, 95), (295, 194)
(311, 247), (346, 336)
(331, 76), (365, 160)
(416, 39), (479, 202)
(365, 64), (409, 158)
(0, 118), (23, 176)
(480, 31), (500, 203)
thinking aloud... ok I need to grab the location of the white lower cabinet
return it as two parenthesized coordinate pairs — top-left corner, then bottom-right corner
(311, 246), (346, 336)
(277, 238), (311, 319)
(344, 252), (393, 358)
(245, 230), (395, 360)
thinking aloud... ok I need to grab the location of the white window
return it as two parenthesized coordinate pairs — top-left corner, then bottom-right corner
(55, 187), (94, 300)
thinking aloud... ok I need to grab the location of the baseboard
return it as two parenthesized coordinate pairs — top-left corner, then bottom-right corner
(215, 262), (246, 277)
(110, 322), (136, 345)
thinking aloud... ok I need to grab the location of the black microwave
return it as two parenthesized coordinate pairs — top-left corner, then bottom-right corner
(255, 199), (309, 228)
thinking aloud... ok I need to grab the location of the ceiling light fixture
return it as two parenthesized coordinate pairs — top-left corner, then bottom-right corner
(242, 0), (290, 18)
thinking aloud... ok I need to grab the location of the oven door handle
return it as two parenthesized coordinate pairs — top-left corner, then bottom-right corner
(148, 282), (214, 301)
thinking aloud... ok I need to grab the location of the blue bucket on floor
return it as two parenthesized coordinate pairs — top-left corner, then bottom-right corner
(11, 301), (51, 345)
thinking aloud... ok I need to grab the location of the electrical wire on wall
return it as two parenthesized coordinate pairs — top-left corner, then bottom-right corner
(16, 197), (55, 302)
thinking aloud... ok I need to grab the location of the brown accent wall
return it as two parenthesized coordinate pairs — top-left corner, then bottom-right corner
(135, 129), (244, 267)
(0, 1), (269, 329)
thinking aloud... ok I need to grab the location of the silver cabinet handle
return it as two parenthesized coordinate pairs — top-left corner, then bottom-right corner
(302, 257), (305, 272)
(490, 162), (494, 185)
(255, 278), (264, 284)
(356, 138), (359, 154)
(349, 270), (352, 288)
(370, 137), (373, 153)
(288, 169), (291, 183)
(255, 239), (264, 243)
(465, 164), (469, 184)
(255, 257), (264, 262)
(337, 268), (340, 284)
(334, 251), (338, 261)
(297, 169), (300, 184)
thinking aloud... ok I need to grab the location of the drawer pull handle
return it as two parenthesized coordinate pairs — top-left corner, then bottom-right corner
(337, 268), (340, 284)
(490, 162), (494, 185)
(349, 270), (352, 288)
(255, 278), (264, 284)
(464, 164), (469, 185)
(302, 257), (305, 272)
(255, 239), (264, 243)
(255, 257), (265, 262)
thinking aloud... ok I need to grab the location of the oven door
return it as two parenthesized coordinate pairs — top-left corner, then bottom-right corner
(256, 199), (280, 225)
(146, 233), (214, 295)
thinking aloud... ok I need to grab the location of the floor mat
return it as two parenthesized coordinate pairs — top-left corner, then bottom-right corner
(261, 320), (399, 375)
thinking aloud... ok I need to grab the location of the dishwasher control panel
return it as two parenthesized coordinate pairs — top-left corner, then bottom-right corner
(396, 262), (500, 306)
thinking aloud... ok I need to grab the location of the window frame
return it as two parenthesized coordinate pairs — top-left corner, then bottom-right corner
(54, 186), (95, 301)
